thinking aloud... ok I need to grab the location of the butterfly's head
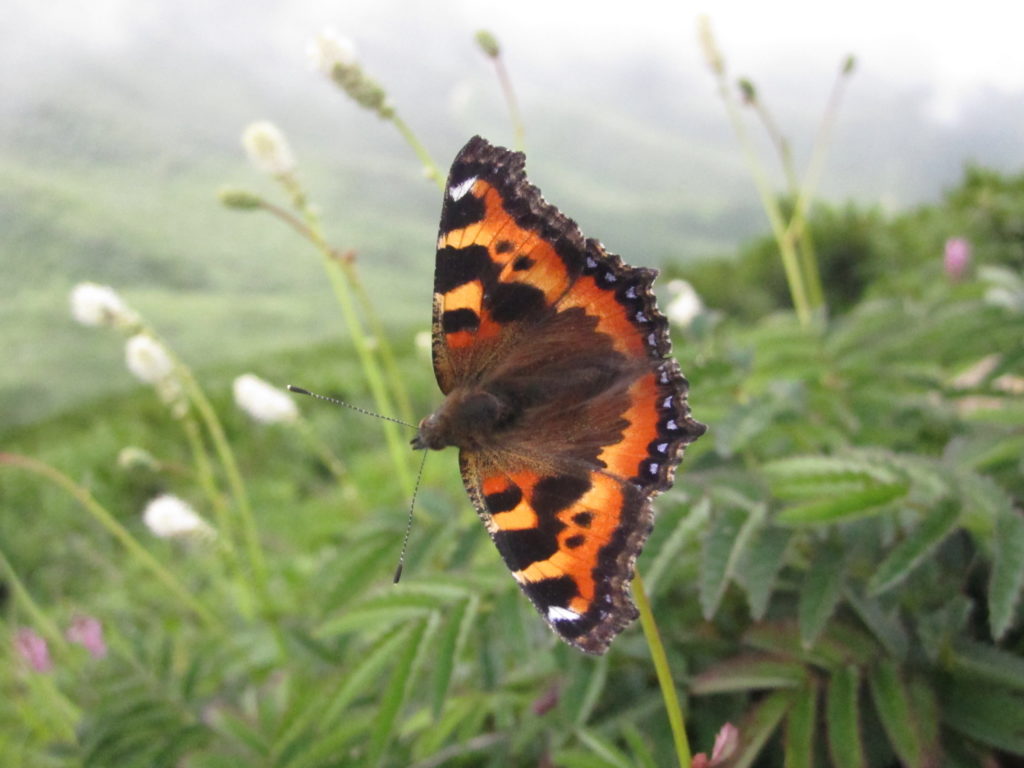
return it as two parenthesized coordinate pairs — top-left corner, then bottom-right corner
(411, 387), (513, 452)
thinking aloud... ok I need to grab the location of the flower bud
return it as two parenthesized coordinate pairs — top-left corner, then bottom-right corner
(944, 237), (971, 281)
(738, 78), (757, 105)
(307, 29), (358, 76)
(67, 616), (107, 659)
(14, 628), (52, 673)
(697, 16), (724, 75)
(142, 494), (214, 540)
(117, 446), (160, 471)
(233, 374), (299, 424)
(241, 121), (296, 176)
(475, 30), (500, 58)
(70, 282), (138, 328)
(125, 334), (174, 385)
(218, 186), (264, 210)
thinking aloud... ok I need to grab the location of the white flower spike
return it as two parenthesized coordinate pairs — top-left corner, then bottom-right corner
(142, 494), (214, 540)
(307, 29), (357, 76)
(70, 282), (137, 328)
(125, 334), (174, 384)
(241, 121), (296, 176)
(233, 374), (299, 424)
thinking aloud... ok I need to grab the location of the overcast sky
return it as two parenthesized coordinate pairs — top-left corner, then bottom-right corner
(12, 0), (1022, 125)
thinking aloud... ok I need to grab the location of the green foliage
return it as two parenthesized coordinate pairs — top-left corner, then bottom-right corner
(687, 166), (1024, 319)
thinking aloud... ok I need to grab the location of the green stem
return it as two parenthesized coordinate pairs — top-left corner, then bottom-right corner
(0, 546), (68, 653)
(174, 363), (273, 620)
(276, 185), (415, 497)
(341, 258), (416, 426)
(390, 114), (444, 190)
(782, 61), (853, 313)
(181, 413), (237, 564)
(256, 199), (416, 427)
(319, 257), (415, 497)
(0, 453), (221, 628)
(706, 46), (811, 326)
(493, 56), (525, 151)
(634, 572), (691, 767)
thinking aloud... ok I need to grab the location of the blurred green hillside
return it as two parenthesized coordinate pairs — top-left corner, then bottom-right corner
(5, 5), (1024, 431)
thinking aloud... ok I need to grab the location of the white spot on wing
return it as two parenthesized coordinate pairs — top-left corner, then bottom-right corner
(657, 442), (668, 453)
(547, 606), (580, 622)
(662, 396), (673, 409)
(449, 176), (477, 201)
(667, 420), (678, 431)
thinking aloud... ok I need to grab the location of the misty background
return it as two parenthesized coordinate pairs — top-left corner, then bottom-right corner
(4, 0), (1023, 430)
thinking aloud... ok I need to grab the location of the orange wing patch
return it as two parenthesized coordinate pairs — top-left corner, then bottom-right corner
(464, 460), (650, 654)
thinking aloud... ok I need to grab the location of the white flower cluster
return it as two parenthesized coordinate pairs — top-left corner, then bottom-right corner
(142, 494), (214, 540)
(70, 282), (138, 328)
(241, 121), (295, 176)
(664, 279), (704, 328)
(233, 374), (298, 424)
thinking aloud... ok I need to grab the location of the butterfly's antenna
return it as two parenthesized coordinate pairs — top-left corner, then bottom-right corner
(287, 385), (417, 429)
(393, 448), (429, 584)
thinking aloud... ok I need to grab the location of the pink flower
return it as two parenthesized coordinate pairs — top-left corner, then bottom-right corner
(14, 628), (53, 673)
(67, 615), (107, 659)
(692, 722), (738, 767)
(944, 237), (971, 281)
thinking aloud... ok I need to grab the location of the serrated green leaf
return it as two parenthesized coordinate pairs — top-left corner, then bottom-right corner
(430, 594), (478, 719)
(916, 596), (972, 662)
(844, 589), (909, 660)
(990, 506), (1024, 640)
(283, 710), (376, 768)
(552, 749), (625, 768)
(319, 626), (411, 729)
(368, 615), (437, 767)
(826, 666), (866, 768)
(644, 495), (710, 596)
(763, 454), (900, 489)
(798, 541), (845, 648)
(573, 653), (609, 727)
(731, 689), (796, 768)
(784, 682), (817, 768)
(690, 655), (808, 694)
(700, 505), (753, 619)
(743, 622), (840, 668)
(868, 501), (961, 595)
(575, 727), (635, 768)
(735, 525), (792, 620)
(777, 483), (908, 525)
(620, 722), (657, 768)
(949, 640), (1024, 692)
(212, 710), (268, 757)
(315, 592), (442, 637)
(867, 661), (922, 768)
(940, 678), (1024, 754)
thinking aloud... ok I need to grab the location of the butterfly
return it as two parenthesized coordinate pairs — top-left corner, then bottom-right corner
(412, 136), (706, 654)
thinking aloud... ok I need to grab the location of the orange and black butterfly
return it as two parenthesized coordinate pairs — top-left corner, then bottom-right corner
(413, 137), (705, 654)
